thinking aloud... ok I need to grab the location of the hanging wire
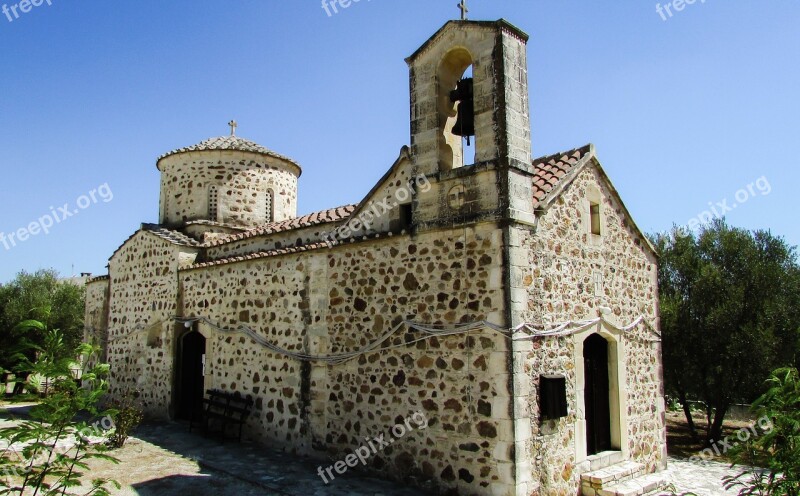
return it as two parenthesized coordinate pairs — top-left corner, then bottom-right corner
(148, 314), (661, 366)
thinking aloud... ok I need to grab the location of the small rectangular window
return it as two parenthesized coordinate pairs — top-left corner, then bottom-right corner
(590, 203), (601, 236)
(265, 190), (274, 223)
(399, 204), (413, 230)
(540, 375), (568, 421)
(208, 186), (219, 221)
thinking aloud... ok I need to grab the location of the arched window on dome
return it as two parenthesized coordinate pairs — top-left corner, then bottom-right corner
(265, 189), (274, 223)
(208, 185), (219, 222)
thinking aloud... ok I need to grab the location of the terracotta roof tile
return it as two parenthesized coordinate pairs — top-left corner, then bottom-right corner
(184, 219), (246, 230)
(531, 144), (593, 208)
(142, 224), (202, 247)
(192, 242), (330, 269)
(189, 231), (401, 270)
(157, 135), (302, 172)
(206, 205), (357, 247)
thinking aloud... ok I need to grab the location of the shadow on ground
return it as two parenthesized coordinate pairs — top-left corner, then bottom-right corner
(0, 402), (35, 419)
(1, 402), (431, 495)
(132, 421), (432, 496)
(131, 473), (249, 496)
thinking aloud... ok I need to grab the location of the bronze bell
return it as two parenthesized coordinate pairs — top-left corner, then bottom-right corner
(450, 78), (475, 143)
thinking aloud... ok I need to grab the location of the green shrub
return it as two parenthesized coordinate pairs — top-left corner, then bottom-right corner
(106, 391), (144, 449)
(725, 368), (800, 496)
(0, 325), (120, 495)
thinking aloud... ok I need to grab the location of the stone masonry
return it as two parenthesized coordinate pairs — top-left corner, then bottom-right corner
(85, 19), (666, 496)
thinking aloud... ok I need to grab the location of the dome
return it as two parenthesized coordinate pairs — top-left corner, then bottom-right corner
(156, 135), (302, 174)
(156, 130), (301, 228)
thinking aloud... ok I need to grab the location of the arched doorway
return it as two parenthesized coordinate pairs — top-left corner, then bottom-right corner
(584, 333), (612, 455)
(177, 330), (206, 421)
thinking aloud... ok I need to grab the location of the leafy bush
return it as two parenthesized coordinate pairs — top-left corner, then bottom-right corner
(0, 270), (86, 372)
(665, 395), (682, 412)
(724, 368), (800, 496)
(0, 326), (120, 495)
(106, 391), (143, 449)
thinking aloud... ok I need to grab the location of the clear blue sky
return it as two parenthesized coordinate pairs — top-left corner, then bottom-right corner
(1, 0), (798, 283)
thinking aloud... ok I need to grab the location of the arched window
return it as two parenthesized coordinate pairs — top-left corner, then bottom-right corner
(208, 186), (219, 221)
(265, 189), (274, 223)
(438, 48), (474, 171)
(590, 202), (601, 236)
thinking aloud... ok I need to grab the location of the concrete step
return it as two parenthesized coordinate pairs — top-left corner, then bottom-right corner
(581, 460), (645, 489)
(586, 450), (625, 471)
(596, 473), (668, 496)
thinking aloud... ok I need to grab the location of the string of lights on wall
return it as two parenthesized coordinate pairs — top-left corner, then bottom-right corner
(149, 313), (661, 365)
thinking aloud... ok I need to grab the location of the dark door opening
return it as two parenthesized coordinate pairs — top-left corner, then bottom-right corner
(584, 333), (612, 455)
(177, 331), (206, 421)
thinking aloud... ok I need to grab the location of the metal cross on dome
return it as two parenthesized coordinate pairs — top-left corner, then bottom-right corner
(228, 120), (238, 137)
(458, 0), (468, 20)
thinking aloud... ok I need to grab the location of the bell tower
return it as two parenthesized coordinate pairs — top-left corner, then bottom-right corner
(406, 19), (531, 175)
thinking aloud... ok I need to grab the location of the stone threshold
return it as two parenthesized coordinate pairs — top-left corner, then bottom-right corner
(586, 450), (625, 471)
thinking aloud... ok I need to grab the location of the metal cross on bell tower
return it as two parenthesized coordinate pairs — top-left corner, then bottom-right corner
(457, 0), (468, 20)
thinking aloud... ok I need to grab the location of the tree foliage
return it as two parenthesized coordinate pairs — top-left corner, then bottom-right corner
(0, 270), (85, 373)
(725, 368), (800, 496)
(0, 325), (120, 495)
(654, 220), (800, 443)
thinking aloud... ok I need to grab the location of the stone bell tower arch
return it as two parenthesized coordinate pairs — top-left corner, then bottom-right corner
(406, 20), (532, 176)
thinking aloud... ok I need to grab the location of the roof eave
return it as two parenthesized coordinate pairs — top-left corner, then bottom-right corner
(347, 146), (412, 221)
(156, 150), (303, 176)
(405, 19), (529, 65)
(535, 146), (658, 258)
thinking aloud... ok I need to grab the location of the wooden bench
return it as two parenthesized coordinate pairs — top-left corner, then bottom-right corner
(189, 389), (254, 442)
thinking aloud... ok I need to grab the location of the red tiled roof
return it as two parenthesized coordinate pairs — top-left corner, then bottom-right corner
(109, 223), (202, 261)
(191, 241), (330, 269)
(142, 224), (202, 247)
(189, 231), (404, 270)
(185, 219), (246, 230)
(206, 205), (357, 247)
(531, 144), (593, 208)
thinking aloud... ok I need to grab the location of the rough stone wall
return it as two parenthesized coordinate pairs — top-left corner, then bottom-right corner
(158, 150), (299, 228)
(104, 232), (198, 415)
(178, 224), (515, 495)
(179, 257), (308, 447)
(84, 278), (110, 363)
(508, 164), (665, 495)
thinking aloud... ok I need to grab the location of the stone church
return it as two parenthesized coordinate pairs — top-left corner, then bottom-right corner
(85, 18), (667, 496)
